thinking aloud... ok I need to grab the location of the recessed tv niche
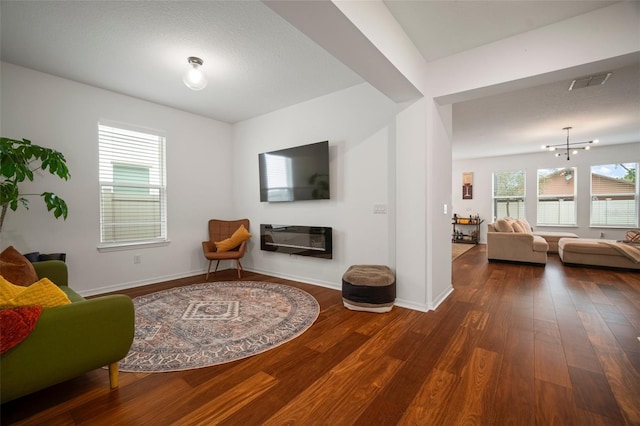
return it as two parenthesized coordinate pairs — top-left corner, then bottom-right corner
(259, 141), (330, 202)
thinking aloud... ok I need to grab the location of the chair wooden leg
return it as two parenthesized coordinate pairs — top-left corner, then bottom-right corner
(108, 362), (119, 389)
(237, 259), (243, 279)
(206, 260), (213, 281)
(214, 260), (221, 276)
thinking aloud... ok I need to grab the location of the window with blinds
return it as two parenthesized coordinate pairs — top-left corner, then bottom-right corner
(492, 170), (525, 221)
(590, 163), (638, 227)
(98, 123), (167, 246)
(537, 168), (576, 226)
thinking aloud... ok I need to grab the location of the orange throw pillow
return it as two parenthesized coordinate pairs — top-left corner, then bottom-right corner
(215, 225), (252, 253)
(0, 306), (43, 354)
(0, 246), (38, 287)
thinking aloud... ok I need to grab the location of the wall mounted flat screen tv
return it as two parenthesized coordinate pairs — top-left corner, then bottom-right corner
(259, 141), (330, 202)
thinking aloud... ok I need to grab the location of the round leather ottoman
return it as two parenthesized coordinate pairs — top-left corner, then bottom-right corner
(342, 265), (396, 313)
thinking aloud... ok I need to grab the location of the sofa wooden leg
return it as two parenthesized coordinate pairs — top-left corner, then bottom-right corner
(109, 363), (119, 389)
(237, 260), (243, 279)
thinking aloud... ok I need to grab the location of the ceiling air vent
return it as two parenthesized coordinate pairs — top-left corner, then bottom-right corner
(568, 72), (611, 91)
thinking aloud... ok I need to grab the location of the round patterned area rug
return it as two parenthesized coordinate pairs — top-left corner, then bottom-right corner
(118, 281), (320, 373)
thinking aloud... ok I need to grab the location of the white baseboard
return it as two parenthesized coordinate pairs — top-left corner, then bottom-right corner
(82, 267), (453, 316)
(430, 285), (454, 310)
(394, 298), (430, 312)
(244, 266), (341, 291)
(78, 268), (207, 297)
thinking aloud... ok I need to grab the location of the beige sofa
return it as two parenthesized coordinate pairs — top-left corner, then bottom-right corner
(487, 218), (548, 265)
(559, 238), (640, 270)
(533, 231), (578, 253)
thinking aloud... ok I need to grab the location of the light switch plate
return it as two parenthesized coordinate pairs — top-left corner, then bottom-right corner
(373, 203), (387, 214)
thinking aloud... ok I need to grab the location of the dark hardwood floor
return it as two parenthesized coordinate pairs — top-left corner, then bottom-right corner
(3, 245), (640, 425)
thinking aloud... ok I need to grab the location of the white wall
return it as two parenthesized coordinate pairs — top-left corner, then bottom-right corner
(452, 142), (640, 243)
(233, 83), (401, 288)
(395, 99), (428, 310)
(0, 63), (233, 295)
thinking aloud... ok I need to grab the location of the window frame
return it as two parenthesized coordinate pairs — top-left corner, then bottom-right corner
(536, 167), (577, 227)
(97, 121), (168, 251)
(492, 169), (526, 221)
(589, 163), (638, 228)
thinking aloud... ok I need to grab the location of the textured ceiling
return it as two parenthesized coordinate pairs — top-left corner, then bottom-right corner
(453, 62), (640, 160)
(0, 1), (363, 123)
(1, 0), (637, 160)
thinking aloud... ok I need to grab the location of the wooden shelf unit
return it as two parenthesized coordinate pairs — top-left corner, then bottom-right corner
(452, 216), (483, 244)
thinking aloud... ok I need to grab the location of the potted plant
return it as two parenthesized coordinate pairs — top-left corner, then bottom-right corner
(0, 137), (70, 233)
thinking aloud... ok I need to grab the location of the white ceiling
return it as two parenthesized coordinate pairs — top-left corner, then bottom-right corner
(1, 0), (638, 160)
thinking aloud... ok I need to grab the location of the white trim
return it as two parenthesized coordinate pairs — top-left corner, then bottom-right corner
(430, 285), (454, 311)
(244, 266), (340, 291)
(394, 298), (430, 312)
(78, 266), (200, 297)
(97, 240), (170, 253)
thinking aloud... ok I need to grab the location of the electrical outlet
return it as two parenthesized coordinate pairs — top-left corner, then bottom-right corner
(134, 254), (141, 264)
(600, 232), (605, 238)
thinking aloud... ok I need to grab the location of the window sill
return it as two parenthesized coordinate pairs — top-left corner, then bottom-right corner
(590, 225), (639, 230)
(97, 240), (170, 253)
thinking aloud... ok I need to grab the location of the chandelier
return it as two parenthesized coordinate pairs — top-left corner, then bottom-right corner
(542, 127), (598, 161)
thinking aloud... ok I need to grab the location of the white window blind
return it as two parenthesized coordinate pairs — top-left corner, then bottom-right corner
(98, 123), (167, 246)
(590, 163), (638, 227)
(492, 170), (525, 221)
(537, 168), (576, 226)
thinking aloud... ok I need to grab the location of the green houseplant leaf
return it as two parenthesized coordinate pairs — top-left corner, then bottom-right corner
(0, 137), (70, 233)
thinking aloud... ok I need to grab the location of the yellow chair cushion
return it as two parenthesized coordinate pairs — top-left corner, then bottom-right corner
(215, 224), (252, 253)
(0, 276), (71, 309)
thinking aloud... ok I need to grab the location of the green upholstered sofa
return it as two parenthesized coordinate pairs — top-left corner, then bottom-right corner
(1, 260), (135, 403)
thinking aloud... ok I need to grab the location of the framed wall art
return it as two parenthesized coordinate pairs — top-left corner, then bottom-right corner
(462, 172), (473, 200)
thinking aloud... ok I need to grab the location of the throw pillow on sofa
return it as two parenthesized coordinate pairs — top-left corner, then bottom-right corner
(494, 219), (514, 233)
(0, 246), (38, 287)
(0, 276), (71, 309)
(512, 219), (532, 233)
(625, 229), (640, 243)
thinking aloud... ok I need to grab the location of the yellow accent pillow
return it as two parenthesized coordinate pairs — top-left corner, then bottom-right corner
(0, 276), (25, 301)
(0, 276), (71, 309)
(215, 225), (252, 253)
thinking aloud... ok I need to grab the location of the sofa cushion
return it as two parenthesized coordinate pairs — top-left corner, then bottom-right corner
(559, 238), (626, 256)
(532, 236), (549, 252)
(0, 246), (38, 287)
(494, 219), (514, 233)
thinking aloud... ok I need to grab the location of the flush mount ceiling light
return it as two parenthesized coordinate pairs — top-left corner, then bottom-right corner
(542, 127), (598, 161)
(182, 56), (207, 91)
